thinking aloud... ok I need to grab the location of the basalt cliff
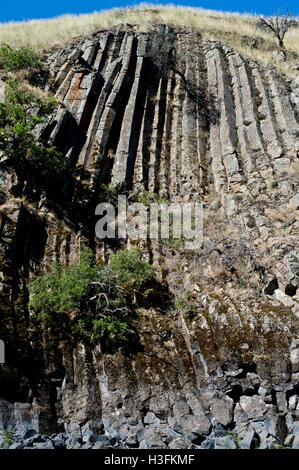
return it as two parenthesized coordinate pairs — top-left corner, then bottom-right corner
(0, 25), (298, 449)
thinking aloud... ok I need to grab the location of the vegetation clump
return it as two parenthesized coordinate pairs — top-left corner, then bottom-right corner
(0, 44), (42, 72)
(109, 248), (155, 288)
(29, 247), (157, 349)
(134, 190), (169, 206)
(28, 248), (98, 320)
(74, 265), (135, 347)
(0, 79), (65, 188)
(175, 290), (197, 316)
(0, 430), (13, 449)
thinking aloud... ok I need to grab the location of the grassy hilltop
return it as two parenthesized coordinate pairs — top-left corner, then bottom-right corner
(0, 3), (298, 78)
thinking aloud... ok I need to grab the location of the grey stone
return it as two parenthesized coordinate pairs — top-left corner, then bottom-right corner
(81, 443), (92, 449)
(264, 395), (273, 403)
(290, 347), (299, 372)
(65, 435), (82, 448)
(82, 432), (102, 444)
(284, 434), (295, 447)
(65, 422), (81, 435)
(285, 412), (294, 433)
(126, 432), (138, 445)
(143, 412), (160, 425)
(145, 440), (167, 449)
(264, 415), (277, 436)
(200, 438), (215, 449)
(52, 439), (66, 449)
(238, 429), (255, 449)
(214, 434), (237, 449)
(258, 380), (271, 397)
(139, 439), (149, 449)
(276, 415), (288, 443)
(288, 395), (298, 410)
(81, 420), (102, 435)
(213, 422), (227, 437)
(247, 373), (261, 388)
(9, 442), (24, 449)
(14, 402), (38, 436)
(92, 440), (107, 449)
(168, 437), (191, 449)
(23, 434), (42, 446)
(127, 417), (139, 426)
(178, 414), (211, 436)
(276, 392), (287, 412)
(167, 418), (184, 435)
(284, 257), (299, 290)
(292, 434), (299, 449)
(33, 441), (55, 449)
(136, 429), (144, 442)
(239, 395), (267, 419)
(173, 400), (191, 418)
(291, 373), (299, 386)
(210, 397), (234, 426)
(105, 428), (119, 440)
(292, 421), (299, 435)
(234, 403), (249, 424)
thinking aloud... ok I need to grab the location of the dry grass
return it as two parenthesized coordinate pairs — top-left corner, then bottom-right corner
(0, 4), (298, 78)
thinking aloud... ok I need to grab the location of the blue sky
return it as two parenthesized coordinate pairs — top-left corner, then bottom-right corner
(1, 1), (298, 23)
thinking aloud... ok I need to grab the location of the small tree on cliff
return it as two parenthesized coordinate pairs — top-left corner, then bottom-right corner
(0, 79), (65, 190)
(29, 247), (157, 350)
(257, 10), (298, 48)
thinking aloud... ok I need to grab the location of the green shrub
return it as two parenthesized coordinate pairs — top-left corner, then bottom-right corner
(78, 248), (156, 346)
(109, 248), (155, 288)
(161, 237), (185, 250)
(27, 143), (65, 185)
(29, 248), (156, 348)
(175, 291), (191, 310)
(76, 316), (134, 345)
(0, 430), (13, 449)
(0, 79), (65, 187)
(0, 44), (42, 72)
(73, 266), (135, 347)
(28, 247), (99, 320)
(175, 290), (197, 314)
(134, 190), (169, 206)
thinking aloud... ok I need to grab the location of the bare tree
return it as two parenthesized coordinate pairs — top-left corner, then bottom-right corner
(257, 9), (298, 48)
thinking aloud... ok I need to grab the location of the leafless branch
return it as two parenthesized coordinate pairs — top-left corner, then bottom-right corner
(257, 9), (298, 48)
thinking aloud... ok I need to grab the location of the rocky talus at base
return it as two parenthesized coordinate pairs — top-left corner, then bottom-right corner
(0, 25), (298, 449)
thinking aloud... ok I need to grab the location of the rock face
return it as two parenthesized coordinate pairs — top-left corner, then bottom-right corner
(0, 26), (298, 449)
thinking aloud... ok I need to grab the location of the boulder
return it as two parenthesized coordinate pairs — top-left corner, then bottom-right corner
(168, 437), (191, 449)
(33, 441), (55, 449)
(214, 434), (237, 449)
(178, 414), (211, 436)
(239, 395), (266, 419)
(210, 397), (234, 426)
(237, 429), (255, 449)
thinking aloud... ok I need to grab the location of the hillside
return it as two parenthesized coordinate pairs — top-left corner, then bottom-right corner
(0, 5), (299, 78)
(0, 8), (298, 451)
